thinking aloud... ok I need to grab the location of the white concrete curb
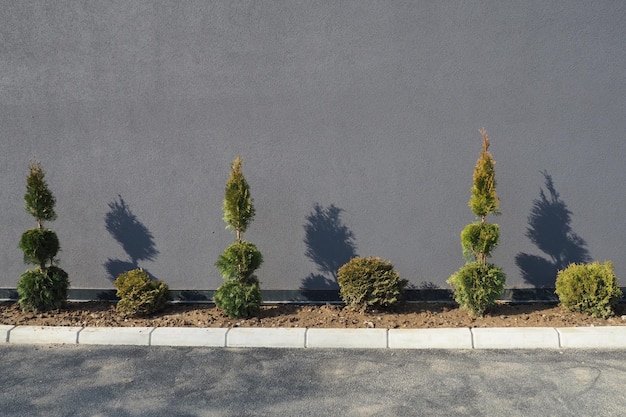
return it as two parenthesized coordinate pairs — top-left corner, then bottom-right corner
(1, 325), (16, 343)
(472, 327), (559, 349)
(2, 325), (626, 349)
(227, 328), (307, 348)
(389, 328), (472, 349)
(151, 327), (229, 347)
(78, 326), (152, 346)
(8, 326), (82, 345)
(557, 327), (626, 349)
(306, 328), (387, 348)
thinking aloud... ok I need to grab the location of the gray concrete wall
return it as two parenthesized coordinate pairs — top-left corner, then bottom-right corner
(1, 1), (625, 292)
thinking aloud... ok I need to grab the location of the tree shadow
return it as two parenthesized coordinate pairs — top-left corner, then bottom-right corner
(515, 171), (591, 287)
(300, 204), (358, 290)
(103, 195), (159, 281)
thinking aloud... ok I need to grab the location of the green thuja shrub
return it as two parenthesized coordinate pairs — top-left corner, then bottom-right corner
(17, 162), (69, 312)
(214, 278), (262, 319)
(214, 156), (263, 318)
(19, 228), (60, 268)
(447, 262), (505, 318)
(215, 240), (263, 281)
(448, 129), (505, 317)
(555, 261), (622, 318)
(337, 256), (408, 311)
(17, 266), (69, 312)
(24, 161), (57, 228)
(460, 222), (499, 263)
(114, 269), (169, 316)
(222, 155), (256, 241)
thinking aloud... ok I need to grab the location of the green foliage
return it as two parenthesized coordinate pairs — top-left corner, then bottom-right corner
(555, 261), (622, 318)
(215, 240), (263, 281)
(17, 266), (69, 312)
(215, 155), (263, 318)
(18, 161), (68, 312)
(337, 257), (408, 311)
(447, 262), (505, 317)
(114, 269), (169, 316)
(214, 277), (262, 319)
(468, 129), (500, 219)
(24, 161), (57, 228)
(449, 129), (505, 317)
(461, 222), (499, 263)
(19, 228), (60, 268)
(222, 156), (255, 238)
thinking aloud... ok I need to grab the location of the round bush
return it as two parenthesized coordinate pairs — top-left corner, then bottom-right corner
(214, 277), (262, 319)
(114, 269), (169, 316)
(337, 256), (407, 311)
(215, 240), (263, 281)
(447, 261), (505, 317)
(461, 222), (499, 261)
(555, 261), (622, 318)
(17, 266), (69, 312)
(19, 228), (60, 267)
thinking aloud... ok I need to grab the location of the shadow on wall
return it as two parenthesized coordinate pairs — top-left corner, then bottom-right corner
(300, 204), (357, 290)
(515, 171), (591, 287)
(103, 195), (159, 281)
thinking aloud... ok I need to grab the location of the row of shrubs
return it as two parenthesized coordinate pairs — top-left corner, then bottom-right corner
(16, 130), (623, 319)
(108, 256), (623, 319)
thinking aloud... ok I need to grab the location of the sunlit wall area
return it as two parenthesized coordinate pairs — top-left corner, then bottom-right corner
(1, 1), (625, 292)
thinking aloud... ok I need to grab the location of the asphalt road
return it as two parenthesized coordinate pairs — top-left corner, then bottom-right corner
(1, 345), (625, 417)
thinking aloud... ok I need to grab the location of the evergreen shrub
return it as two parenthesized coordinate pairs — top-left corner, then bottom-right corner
(17, 161), (68, 312)
(214, 156), (263, 318)
(555, 261), (622, 318)
(337, 256), (407, 311)
(17, 266), (69, 312)
(214, 278), (262, 319)
(447, 262), (505, 317)
(448, 129), (505, 317)
(114, 269), (169, 316)
(19, 228), (60, 268)
(215, 241), (263, 281)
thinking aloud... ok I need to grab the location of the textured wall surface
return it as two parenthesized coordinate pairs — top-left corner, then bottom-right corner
(1, 1), (625, 291)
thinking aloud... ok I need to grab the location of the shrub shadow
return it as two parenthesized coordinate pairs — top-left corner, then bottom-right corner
(103, 195), (159, 281)
(515, 171), (591, 287)
(300, 204), (357, 292)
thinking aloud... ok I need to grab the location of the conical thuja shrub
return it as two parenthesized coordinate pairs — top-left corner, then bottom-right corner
(448, 129), (505, 317)
(17, 161), (69, 312)
(214, 156), (263, 318)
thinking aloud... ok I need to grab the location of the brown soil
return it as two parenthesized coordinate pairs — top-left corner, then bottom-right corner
(2, 301), (626, 329)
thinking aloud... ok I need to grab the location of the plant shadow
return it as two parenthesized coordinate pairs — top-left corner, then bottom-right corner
(515, 171), (591, 287)
(300, 203), (358, 291)
(103, 195), (159, 281)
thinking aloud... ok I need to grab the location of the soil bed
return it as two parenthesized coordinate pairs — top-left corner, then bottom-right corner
(2, 301), (626, 329)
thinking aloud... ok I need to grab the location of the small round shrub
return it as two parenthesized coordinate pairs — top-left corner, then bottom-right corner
(214, 277), (262, 319)
(17, 266), (69, 312)
(19, 228), (60, 267)
(447, 261), (505, 317)
(555, 261), (622, 318)
(215, 240), (263, 280)
(337, 256), (407, 311)
(114, 269), (169, 316)
(460, 222), (499, 261)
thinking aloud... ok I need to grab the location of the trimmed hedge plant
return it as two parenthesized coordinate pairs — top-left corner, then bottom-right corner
(214, 156), (263, 318)
(114, 268), (169, 316)
(17, 162), (69, 312)
(337, 256), (407, 311)
(448, 129), (505, 317)
(555, 261), (622, 318)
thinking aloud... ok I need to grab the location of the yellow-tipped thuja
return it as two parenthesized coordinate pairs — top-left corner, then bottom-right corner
(448, 129), (505, 317)
(214, 156), (263, 318)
